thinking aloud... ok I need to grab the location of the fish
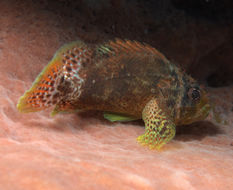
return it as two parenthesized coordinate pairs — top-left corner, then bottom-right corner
(17, 39), (211, 149)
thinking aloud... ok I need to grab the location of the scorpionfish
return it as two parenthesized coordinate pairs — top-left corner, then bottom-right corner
(17, 39), (211, 149)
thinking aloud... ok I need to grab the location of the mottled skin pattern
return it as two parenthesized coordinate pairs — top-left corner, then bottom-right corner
(17, 39), (211, 149)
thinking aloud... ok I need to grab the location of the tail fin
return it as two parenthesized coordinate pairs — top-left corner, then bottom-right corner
(17, 55), (62, 113)
(17, 40), (85, 113)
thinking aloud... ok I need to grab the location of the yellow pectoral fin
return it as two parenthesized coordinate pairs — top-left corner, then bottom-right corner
(137, 98), (176, 150)
(104, 112), (139, 122)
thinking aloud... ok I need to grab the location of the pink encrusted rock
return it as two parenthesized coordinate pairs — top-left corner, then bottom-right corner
(0, 1), (232, 190)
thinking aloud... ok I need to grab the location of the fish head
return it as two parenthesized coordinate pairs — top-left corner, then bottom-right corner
(176, 81), (211, 125)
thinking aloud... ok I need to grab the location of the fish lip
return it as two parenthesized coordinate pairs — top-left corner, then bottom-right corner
(177, 102), (211, 125)
(200, 103), (211, 119)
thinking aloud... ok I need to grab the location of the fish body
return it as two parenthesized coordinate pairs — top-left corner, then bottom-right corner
(17, 39), (210, 149)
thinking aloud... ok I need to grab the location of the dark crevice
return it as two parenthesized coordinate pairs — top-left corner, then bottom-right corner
(172, 0), (233, 22)
(207, 73), (233, 87)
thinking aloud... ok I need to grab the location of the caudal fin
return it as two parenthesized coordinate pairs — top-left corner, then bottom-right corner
(17, 57), (62, 113)
(17, 40), (86, 113)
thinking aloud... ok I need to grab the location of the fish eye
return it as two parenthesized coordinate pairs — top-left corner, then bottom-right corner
(188, 88), (201, 101)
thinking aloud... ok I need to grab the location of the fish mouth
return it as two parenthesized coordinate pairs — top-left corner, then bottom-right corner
(199, 103), (211, 120)
(176, 102), (211, 125)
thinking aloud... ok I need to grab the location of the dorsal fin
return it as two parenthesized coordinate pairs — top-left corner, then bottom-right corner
(98, 39), (168, 61)
(17, 40), (87, 113)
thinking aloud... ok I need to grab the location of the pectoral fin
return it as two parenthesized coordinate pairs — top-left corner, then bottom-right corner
(104, 112), (139, 122)
(137, 98), (176, 150)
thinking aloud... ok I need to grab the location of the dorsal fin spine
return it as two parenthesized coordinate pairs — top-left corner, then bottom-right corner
(103, 39), (168, 63)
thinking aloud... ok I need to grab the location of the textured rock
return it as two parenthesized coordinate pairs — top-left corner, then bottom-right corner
(0, 0), (232, 190)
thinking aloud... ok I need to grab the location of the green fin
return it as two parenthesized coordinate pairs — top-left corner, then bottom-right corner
(137, 98), (176, 150)
(104, 112), (138, 122)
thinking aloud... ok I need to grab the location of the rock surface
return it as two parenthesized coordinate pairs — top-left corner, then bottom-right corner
(0, 0), (232, 190)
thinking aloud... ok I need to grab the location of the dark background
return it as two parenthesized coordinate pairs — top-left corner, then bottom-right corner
(10, 0), (233, 87)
